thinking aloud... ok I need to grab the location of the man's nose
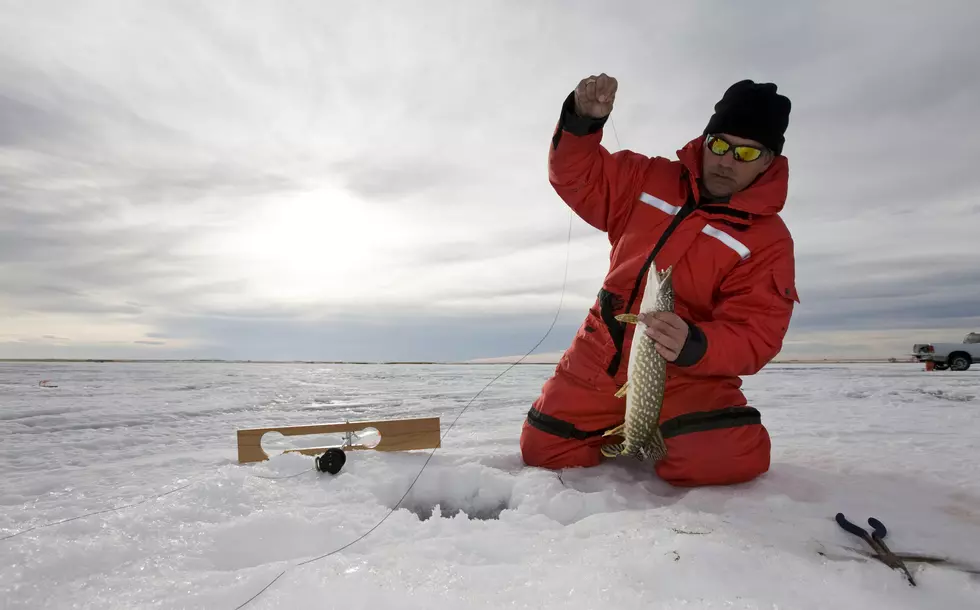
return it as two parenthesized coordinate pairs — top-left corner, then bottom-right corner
(718, 152), (737, 168)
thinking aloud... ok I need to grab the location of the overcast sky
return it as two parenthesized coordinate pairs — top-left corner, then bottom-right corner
(2, 0), (979, 362)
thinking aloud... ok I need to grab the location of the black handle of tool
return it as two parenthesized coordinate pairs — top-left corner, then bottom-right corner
(867, 517), (887, 540)
(836, 513), (872, 541)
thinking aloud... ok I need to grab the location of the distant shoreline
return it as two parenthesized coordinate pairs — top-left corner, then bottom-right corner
(0, 358), (916, 365)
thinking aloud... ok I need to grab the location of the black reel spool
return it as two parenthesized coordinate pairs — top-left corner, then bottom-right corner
(315, 447), (346, 474)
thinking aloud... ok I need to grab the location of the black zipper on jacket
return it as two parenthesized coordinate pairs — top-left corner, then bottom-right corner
(602, 189), (698, 378)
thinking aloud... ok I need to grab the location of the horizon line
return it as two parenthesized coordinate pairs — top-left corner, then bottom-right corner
(0, 357), (919, 365)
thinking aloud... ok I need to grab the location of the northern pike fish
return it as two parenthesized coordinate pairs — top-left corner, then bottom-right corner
(600, 264), (673, 462)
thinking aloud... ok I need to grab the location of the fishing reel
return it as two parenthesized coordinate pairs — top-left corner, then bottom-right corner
(315, 447), (346, 474)
(314, 428), (356, 475)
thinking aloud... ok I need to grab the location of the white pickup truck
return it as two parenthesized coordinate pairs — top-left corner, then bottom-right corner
(912, 333), (980, 371)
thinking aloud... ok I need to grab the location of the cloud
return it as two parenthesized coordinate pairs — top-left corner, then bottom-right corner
(330, 156), (478, 203)
(0, 93), (82, 147)
(1, 1), (979, 362)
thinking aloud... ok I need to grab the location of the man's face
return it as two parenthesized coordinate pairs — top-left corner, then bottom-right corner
(700, 133), (774, 198)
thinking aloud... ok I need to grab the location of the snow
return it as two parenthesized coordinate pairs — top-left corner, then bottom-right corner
(1, 361), (979, 609)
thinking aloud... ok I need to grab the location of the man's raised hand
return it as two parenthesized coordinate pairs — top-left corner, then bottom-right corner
(573, 73), (618, 119)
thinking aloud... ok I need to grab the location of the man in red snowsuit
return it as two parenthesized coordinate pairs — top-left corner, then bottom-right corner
(520, 75), (799, 487)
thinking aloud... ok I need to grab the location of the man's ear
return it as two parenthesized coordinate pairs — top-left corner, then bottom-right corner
(762, 151), (776, 171)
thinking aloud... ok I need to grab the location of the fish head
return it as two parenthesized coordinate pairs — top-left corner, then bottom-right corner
(638, 264), (674, 314)
(654, 266), (674, 312)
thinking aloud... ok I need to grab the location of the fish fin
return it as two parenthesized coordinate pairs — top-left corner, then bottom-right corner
(614, 380), (630, 398)
(600, 443), (624, 458)
(615, 313), (639, 324)
(650, 430), (669, 462)
(602, 424), (624, 438)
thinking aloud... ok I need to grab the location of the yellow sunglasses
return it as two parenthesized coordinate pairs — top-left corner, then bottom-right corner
(705, 134), (766, 162)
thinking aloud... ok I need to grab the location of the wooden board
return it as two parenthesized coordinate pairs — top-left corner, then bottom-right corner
(237, 416), (441, 463)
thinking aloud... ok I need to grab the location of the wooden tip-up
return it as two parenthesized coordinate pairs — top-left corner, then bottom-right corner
(236, 416), (441, 464)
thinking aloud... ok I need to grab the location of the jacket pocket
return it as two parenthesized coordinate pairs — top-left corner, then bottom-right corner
(559, 306), (613, 389)
(771, 268), (800, 304)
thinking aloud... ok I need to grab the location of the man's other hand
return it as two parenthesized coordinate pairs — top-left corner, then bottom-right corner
(638, 312), (690, 362)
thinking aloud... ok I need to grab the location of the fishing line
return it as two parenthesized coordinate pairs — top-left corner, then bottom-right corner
(4, 111), (620, 606)
(0, 481), (196, 542)
(232, 176), (586, 610)
(242, 467), (315, 481)
(232, 113), (625, 610)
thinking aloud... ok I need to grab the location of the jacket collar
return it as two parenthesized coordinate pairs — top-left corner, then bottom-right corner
(675, 136), (789, 222)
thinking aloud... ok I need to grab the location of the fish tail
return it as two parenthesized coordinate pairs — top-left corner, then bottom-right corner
(600, 424), (627, 458)
(601, 442), (625, 458)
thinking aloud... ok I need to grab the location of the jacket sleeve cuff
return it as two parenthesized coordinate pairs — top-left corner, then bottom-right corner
(673, 321), (707, 367)
(553, 90), (608, 149)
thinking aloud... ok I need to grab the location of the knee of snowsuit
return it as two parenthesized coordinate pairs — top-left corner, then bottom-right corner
(520, 89), (799, 487)
(519, 368), (772, 487)
(520, 419), (771, 487)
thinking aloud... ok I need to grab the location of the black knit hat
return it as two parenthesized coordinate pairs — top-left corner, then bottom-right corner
(703, 79), (791, 155)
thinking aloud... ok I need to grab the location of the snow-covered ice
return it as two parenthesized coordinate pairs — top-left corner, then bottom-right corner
(1, 361), (978, 609)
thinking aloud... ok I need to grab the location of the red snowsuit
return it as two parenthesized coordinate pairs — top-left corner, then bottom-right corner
(520, 93), (800, 487)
